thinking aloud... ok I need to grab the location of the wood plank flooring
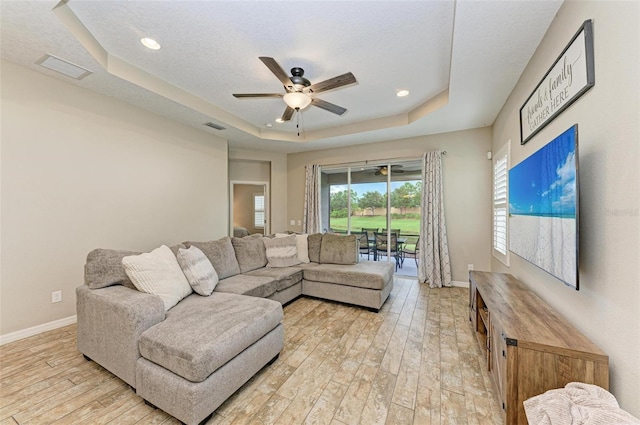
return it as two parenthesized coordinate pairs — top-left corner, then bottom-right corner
(0, 278), (503, 424)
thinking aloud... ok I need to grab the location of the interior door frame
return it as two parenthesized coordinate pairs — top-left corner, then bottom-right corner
(229, 180), (270, 236)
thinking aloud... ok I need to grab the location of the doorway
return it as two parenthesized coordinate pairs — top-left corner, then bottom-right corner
(229, 181), (269, 236)
(320, 159), (422, 277)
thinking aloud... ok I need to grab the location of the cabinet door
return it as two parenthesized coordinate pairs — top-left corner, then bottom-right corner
(489, 319), (508, 412)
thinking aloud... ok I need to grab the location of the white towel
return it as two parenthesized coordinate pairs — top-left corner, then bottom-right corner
(524, 382), (640, 425)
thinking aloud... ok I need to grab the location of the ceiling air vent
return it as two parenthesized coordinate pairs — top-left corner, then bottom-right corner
(35, 53), (92, 80)
(204, 122), (226, 130)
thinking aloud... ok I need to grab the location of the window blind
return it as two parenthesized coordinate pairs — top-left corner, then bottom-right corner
(254, 194), (265, 228)
(493, 155), (508, 254)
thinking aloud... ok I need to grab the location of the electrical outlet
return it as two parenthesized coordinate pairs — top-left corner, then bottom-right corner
(289, 219), (295, 225)
(468, 264), (474, 271)
(51, 290), (62, 303)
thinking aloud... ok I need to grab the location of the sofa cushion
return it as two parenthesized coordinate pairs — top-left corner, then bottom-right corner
(139, 292), (283, 382)
(176, 246), (218, 296)
(276, 233), (310, 264)
(263, 235), (301, 268)
(307, 233), (323, 263)
(214, 274), (277, 298)
(122, 245), (193, 311)
(246, 267), (303, 292)
(85, 248), (140, 289)
(319, 233), (358, 265)
(185, 237), (241, 280)
(302, 261), (394, 290)
(231, 236), (267, 273)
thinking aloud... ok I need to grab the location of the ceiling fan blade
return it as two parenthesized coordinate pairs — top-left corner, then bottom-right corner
(259, 57), (294, 90)
(375, 171), (381, 176)
(281, 106), (295, 122)
(392, 169), (405, 174)
(233, 93), (283, 98)
(306, 72), (357, 94)
(311, 98), (347, 116)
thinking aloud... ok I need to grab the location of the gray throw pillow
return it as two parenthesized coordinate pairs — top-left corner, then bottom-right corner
(307, 233), (323, 263)
(85, 248), (140, 289)
(263, 235), (301, 268)
(231, 236), (267, 273)
(176, 246), (218, 296)
(319, 233), (358, 265)
(184, 237), (241, 280)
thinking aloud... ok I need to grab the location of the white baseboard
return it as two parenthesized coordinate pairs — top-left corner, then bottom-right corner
(451, 280), (469, 288)
(0, 315), (77, 346)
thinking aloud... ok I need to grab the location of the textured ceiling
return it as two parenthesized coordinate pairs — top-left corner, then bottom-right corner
(0, 0), (563, 153)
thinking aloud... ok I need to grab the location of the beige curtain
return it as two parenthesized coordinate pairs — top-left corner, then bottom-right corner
(303, 164), (321, 234)
(418, 151), (452, 287)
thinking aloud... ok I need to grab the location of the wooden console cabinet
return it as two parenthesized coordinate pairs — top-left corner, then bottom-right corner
(469, 271), (609, 424)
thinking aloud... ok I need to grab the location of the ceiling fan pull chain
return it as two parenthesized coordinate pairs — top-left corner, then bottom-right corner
(297, 109), (305, 137)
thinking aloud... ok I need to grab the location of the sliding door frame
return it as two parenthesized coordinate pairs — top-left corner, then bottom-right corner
(321, 157), (421, 261)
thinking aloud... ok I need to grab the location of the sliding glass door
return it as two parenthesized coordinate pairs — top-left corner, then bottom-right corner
(320, 159), (421, 276)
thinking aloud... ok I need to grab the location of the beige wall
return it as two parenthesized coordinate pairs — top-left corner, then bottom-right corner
(491, 1), (639, 415)
(0, 61), (229, 336)
(229, 149), (288, 233)
(287, 127), (493, 283)
(229, 159), (270, 182)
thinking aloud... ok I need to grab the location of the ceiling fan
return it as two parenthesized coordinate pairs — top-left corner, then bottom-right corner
(375, 165), (404, 176)
(233, 57), (357, 122)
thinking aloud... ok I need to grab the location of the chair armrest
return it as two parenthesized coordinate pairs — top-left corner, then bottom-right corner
(76, 284), (165, 387)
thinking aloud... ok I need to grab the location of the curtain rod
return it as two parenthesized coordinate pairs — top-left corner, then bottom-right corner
(319, 151), (446, 170)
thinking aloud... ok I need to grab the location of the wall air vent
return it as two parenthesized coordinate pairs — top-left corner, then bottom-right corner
(35, 54), (93, 80)
(204, 122), (226, 130)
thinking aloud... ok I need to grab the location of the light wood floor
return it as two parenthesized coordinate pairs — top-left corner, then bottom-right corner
(0, 278), (503, 424)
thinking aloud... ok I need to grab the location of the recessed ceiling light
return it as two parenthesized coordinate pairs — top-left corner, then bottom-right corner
(275, 118), (285, 123)
(396, 90), (410, 97)
(140, 37), (161, 50)
(265, 123), (273, 128)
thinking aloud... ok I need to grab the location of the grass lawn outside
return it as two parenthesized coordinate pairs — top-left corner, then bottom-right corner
(329, 216), (420, 235)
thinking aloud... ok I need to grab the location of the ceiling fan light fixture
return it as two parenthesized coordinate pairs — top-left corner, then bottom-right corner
(283, 92), (312, 110)
(380, 167), (388, 176)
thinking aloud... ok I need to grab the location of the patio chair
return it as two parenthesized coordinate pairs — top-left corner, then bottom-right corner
(361, 227), (379, 240)
(374, 231), (401, 271)
(361, 227), (379, 259)
(401, 235), (420, 267)
(357, 232), (372, 260)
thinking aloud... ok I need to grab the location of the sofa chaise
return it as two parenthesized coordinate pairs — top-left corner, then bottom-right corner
(76, 232), (394, 424)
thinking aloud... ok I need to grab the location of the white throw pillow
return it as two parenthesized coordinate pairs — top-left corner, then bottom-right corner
(264, 235), (301, 267)
(122, 245), (193, 311)
(176, 246), (219, 296)
(275, 233), (310, 263)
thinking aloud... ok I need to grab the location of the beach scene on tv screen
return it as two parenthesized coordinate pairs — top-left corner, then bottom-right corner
(509, 127), (577, 288)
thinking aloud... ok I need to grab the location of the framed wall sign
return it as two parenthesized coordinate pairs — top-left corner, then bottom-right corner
(520, 19), (595, 145)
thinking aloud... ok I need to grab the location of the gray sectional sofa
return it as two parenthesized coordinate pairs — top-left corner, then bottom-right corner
(76, 232), (394, 424)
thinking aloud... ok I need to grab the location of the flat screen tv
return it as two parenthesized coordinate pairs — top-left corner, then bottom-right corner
(509, 124), (579, 289)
